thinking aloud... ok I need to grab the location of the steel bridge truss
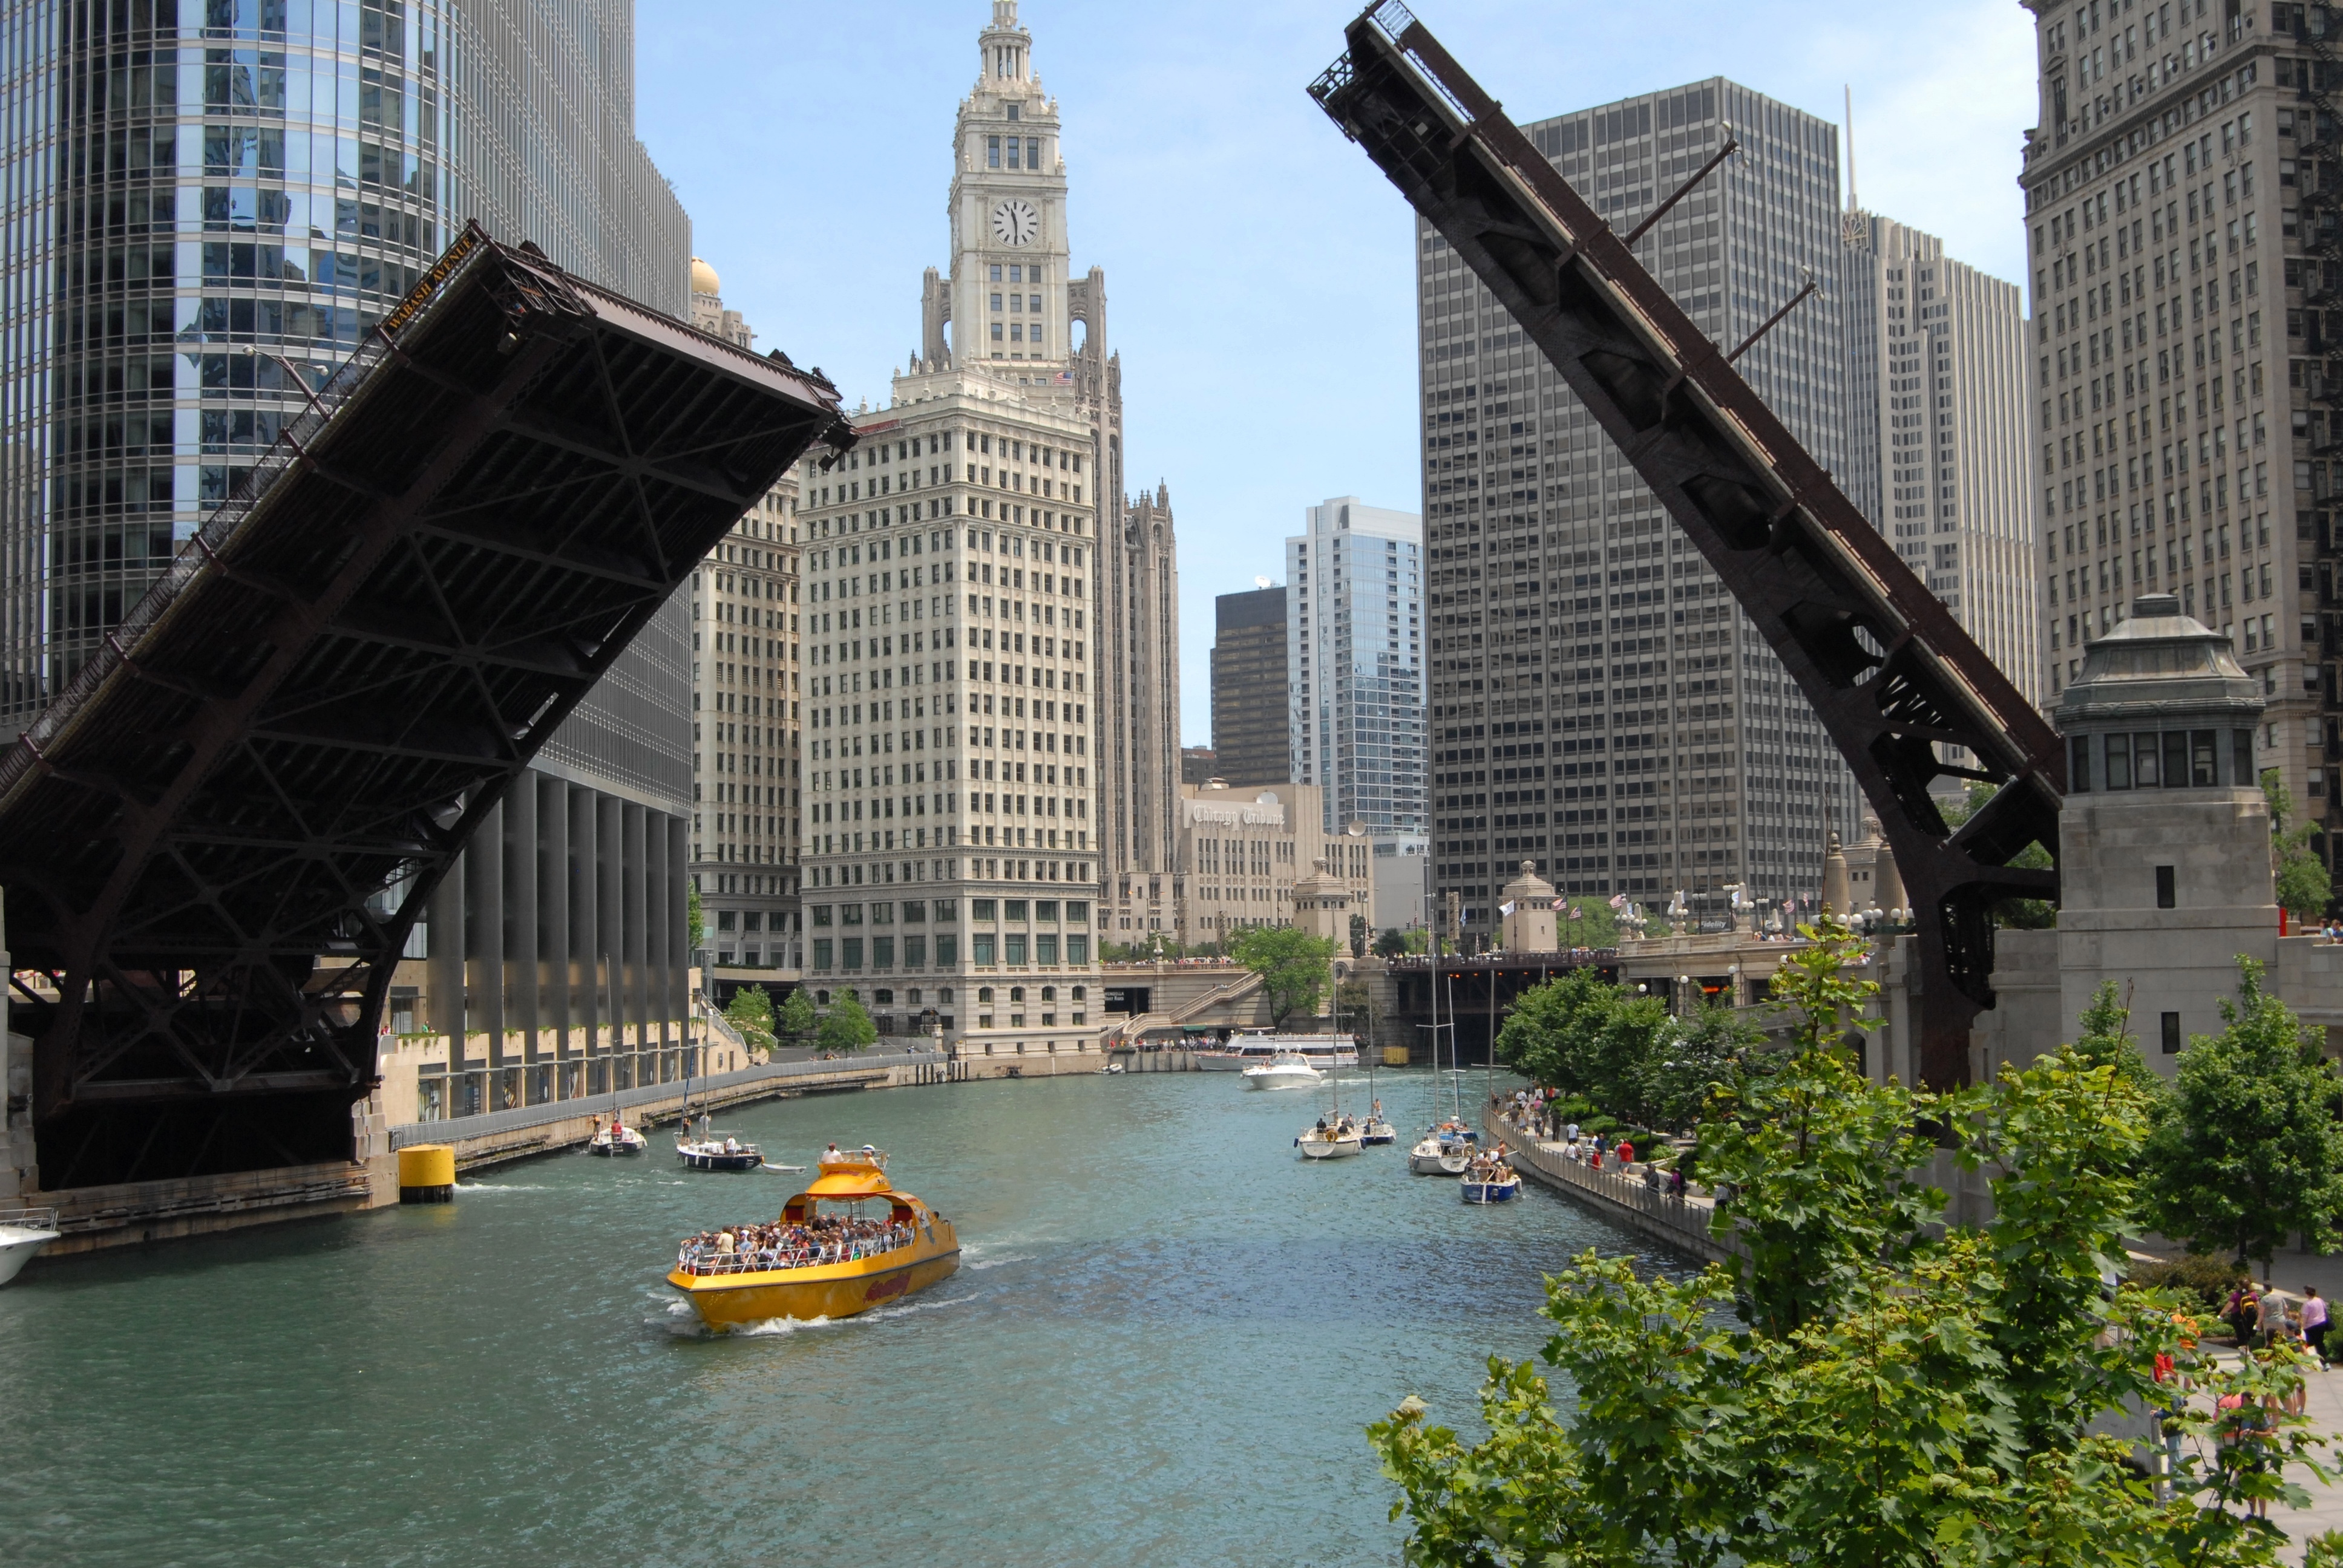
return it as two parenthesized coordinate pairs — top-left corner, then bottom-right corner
(0, 225), (850, 1187)
(1311, 5), (2063, 1088)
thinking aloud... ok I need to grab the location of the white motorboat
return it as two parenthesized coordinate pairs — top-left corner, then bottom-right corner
(588, 1119), (646, 1156)
(1242, 1051), (1324, 1091)
(1296, 1122), (1365, 1159)
(1198, 1033), (1360, 1072)
(1359, 1116), (1398, 1146)
(0, 1206), (59, 1285)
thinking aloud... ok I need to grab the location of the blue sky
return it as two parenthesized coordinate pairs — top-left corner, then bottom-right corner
(635, 0), (2040, 743)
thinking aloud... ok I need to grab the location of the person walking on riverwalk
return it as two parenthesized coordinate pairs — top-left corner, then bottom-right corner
(2305, 1288), (2330, 1366)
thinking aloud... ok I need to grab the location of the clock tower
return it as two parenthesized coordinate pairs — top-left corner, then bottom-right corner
(922, 1), (1074, 368)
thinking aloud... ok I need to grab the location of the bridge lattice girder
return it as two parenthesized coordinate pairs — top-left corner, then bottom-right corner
(0, 226), (850, 1187)
(1311, 6), (2063, 1088)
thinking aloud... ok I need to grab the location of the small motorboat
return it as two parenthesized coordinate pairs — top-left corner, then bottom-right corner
(588, 1118), (646, 1157)
(1461, 1169), (1523, 1204)
(1358, 1116), (1399, 1146)
(1408, 1122), (1479, 1175)
(1099, 1062), (1126, 1075)
(0, 1206), (59, 1286)
(677, 1117), (762, 1172)
(1295, 1118), (1365, 1159)
(1461, 1150), (1522, 1204)
(1242, 1051), (1324, 1091)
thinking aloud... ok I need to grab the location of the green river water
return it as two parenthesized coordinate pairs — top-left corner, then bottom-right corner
(0, 1068), (1683, 1567)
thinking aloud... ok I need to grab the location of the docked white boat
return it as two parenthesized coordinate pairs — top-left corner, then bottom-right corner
(1199, 1033), (1360, 1073)
(0, 1206), (59, 1285)
(1296, 1124), (1365, 1159)
(1242, 1051), (1325, 1091)
(588, 1119), (646, 1156)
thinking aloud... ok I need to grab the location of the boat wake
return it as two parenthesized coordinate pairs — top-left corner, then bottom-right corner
(963, 1250), (1031, 1272)
(453, 1182), (554, 1193)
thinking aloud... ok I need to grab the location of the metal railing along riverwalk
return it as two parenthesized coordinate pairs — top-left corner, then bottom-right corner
(387, 1050), (944, 1152)
(1496, 1117), (1738, 1263)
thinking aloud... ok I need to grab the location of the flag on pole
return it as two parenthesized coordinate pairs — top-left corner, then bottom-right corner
(1499, 901), (1516, 917)
(1550, 898), (1566, 912)
(1569, 906), (1582, 920)
(1607, 893), (1627, 910)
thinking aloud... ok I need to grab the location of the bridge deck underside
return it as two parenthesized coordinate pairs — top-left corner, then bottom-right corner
(0, 229), (846, 1189)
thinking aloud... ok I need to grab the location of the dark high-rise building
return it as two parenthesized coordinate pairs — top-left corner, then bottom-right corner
(1181, 746), (1219, 785)
(1212, 586), (1291, 785)
(1419, 79), (1859, 934)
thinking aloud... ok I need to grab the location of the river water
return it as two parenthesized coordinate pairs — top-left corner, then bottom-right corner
(0, 1069), (1679, 1567)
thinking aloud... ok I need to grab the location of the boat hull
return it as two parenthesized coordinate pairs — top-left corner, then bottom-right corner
(1359, 1122), (1398, 1146)
(1461, 1176), (1523, 1204)
(678, 1148), (762, 1171)
(1242, 1068), (1322, 1091)
(668, 1242), (962, 1328)
(1296, 1134), (1364, 1159)
(0, 1227), (57, 1285)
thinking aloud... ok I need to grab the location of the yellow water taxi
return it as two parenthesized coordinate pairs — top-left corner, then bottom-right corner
(665, 1147), (960, 1330)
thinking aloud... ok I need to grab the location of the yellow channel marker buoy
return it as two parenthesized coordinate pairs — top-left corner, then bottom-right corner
(397, 1144), (456, 1204)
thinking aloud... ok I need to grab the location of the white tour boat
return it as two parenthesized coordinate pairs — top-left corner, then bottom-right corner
(1198, 1033), (1360, 1073)
(0, 1206), (59, 1285)
(1242, 1051), (1325, 1091)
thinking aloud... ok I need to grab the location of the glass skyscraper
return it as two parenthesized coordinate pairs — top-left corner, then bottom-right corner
(1288, 495), (1424, 837)
(0, 0), (705, 1108)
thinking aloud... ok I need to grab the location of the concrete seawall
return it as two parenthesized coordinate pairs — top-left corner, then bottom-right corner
(1500, 1123), (1738, 1265)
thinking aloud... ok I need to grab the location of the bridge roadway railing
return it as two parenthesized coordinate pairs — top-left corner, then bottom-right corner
(387, 1049), (948, 1155)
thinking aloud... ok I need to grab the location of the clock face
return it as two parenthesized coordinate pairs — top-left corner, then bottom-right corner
(991, 198), (1040, 247)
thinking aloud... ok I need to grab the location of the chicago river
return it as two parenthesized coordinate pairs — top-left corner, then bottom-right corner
(0, 1072), (1675, 1566)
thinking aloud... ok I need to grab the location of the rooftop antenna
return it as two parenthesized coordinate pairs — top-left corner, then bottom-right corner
(1843, 84), (1859, 213)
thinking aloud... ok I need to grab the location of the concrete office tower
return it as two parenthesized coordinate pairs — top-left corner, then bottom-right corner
(799, 0), (1114, 1056)
(686, 259), (804, 994)
(1104, 482), (1182, 939)
(0, 0), (703, 1114)
(1288, 497), (1425, 837)
(2019, 3), (2317, 846)
(1211, 586), (1291, 786)
(1421, 80), (1856, 936)
(1842, 215), (2045, 710)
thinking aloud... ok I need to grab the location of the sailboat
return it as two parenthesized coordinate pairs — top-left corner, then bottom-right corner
(1409, 964), (1476, 1174)
(672, 1036), (762, 1171)
(1297, 959), (1364, 1159)
(1358, 970), (1398, 1145)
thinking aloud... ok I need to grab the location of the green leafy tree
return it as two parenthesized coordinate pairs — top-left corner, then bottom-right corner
(722, 983), (775, 1049)
(1369, 918), (2343, 1565)
(1228, 926), (1337, 1025)
(1636, 1001), (1766, 1132)
(2067, 978), (2164, 1099)
(2143, 956), (2343, 1270)
(687, 881), (705, 952)
(1373, 927), (1423, 958)
(2265, 768), (2333, 921)
(816, 988), (879, 1053)
(1552, 898), (1620, 950)
(776, 986), (816, 1046)
(1491, 967), (1620, 1097)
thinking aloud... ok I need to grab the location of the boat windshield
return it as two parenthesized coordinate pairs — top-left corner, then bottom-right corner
(676, 1203), (920, 1277)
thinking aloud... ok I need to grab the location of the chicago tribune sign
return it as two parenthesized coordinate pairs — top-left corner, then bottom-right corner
(1186, 795), (1285, 829)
